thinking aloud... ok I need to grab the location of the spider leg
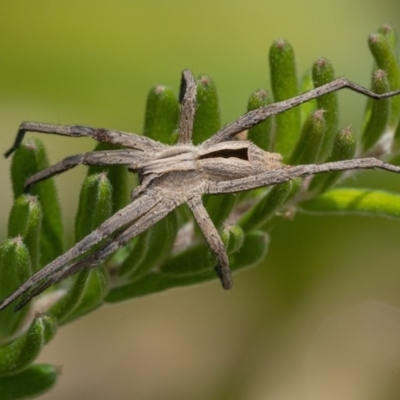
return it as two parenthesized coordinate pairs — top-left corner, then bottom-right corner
(178, 69), (197, 144)
(206, 158), (400, 194)
(12, 195), (181, 310)
(206, 77), (400, 146)
(187, 197), (233, 290)
(0, 190), (164, 311)
(4, 122), (164, 158)
(23, 149), (149, 191)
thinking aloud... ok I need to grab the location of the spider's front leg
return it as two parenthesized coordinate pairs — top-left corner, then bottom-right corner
(4, 121), (163, 158)
(206, 77), (400, 146)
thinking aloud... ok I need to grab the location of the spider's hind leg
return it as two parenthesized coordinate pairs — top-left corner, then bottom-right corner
(11, 193), (180, 310)
(187, 197), (233, 290)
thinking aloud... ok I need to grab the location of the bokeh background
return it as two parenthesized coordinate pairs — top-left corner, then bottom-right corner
(2, 1), (400, 399)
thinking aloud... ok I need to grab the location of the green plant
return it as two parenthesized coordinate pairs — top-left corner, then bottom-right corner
(1, 24), (400, 399)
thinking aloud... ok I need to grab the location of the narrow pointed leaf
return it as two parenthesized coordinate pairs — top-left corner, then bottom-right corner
(160, 223), (242, 277)
(192, 75), (221, 144)
(159, 242), (218, 277)
(361, 69), (390, 152)
(239, 181), (293, 232)
(143, 85), (179, 144)
(124, 212), (179, 282)
(203, 194), (237, 230)
(247, 89), (273, 150)
(87, 142), (130, 213)
(118, 230), (151, 277)
(191, 75), (234, 229)
(299, 68), (317, 122)
(312, 58), (339, 159)
(0, 315), (57, 377)
(269, 39), (301, 158)
(229, 231), (269, 269)
(106, 231), (268, 302)
(395, 119), (400, 149)
(289, 109), (326, 165)
(368, 31), (400, 129)
(309, 127), (356, 193)
(300, 188), (400, 219)
(225, 224), (245, 254)
(299, 68), (317, 124)
(378, 23), (398, 51)
(8, 195), (42, 273)
(0, 364), (58, 400)
(75, 173), (113, 242)
(10, 138), (63, 266)
(0, 239), (31, 340)
(51, 267), (109, 324)
(51, 173), (113, 322)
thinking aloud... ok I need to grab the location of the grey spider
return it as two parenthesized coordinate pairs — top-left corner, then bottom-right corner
(1, 69), (400, 311)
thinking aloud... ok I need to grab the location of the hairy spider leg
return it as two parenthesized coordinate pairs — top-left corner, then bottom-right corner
(187, 197), (232, 289)
(206, 158), (400, 194)
(12, 196), (181, 310)
(23, 149), (149, 191)
(4, 122), (163, 158)
(206, 77), (400, 146)
(0, 191), (164, 311)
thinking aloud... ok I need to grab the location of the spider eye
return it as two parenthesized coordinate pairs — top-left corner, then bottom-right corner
(199, 147), (249, 161)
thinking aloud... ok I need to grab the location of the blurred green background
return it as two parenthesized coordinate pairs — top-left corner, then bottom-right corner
(2, 1), (400, 399)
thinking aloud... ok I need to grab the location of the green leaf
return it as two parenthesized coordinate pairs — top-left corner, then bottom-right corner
(105, 231), (269, 302)
(51, 173), (113, 322)
(123, 211), (178, 282)
(361, 69), (390, 152)
(309, 127), (356, 193)
(203, 194), (237, 231)
(160, 241), (219, 277)
(117, 229), (149, 277)
(190, 75), (234, 230)
(395, 119), (400, 149)
(289, 109), (326, 165)
(0, 239), (31, 341)
(75, 173), (113, 242)
(299, 68), (317, 122)
(192, 75), (221, 144)
(300, 188), (400, 219)
(378, 23), (398, 51)
(269, 39), (301, 158)
(7, 195), (42, 273)
(239, 181), (293, 232)
(87, 142), (130, 213)
(229, 231), (269, 269)
(143, 85), (179, 144)
(0, 315), (57, 377)
(160, 223), (242, 277)
(50, 267), (109, 324)
(10, 138), (63, 267)
(368, 30), (400, 129)
(225, 224), (245, 254)
(0, 364), (58, 400)
(247, 88), (273, 150)
(312, 58), (339, 159)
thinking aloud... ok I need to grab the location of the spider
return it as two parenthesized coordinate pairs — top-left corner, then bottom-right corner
(1, 69), (400, 311)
